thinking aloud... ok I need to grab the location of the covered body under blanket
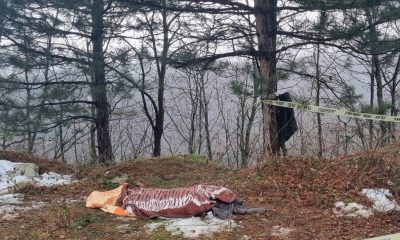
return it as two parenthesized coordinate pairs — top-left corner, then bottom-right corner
(86, 184), (264, 219)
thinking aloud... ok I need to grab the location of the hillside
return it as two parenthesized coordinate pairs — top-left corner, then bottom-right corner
(1, 146), (400, 239)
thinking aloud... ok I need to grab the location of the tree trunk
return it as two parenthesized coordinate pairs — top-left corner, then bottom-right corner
(59, 124), (65, 162)
(188, 80), (199, 155)
(151, 1), (169, 157)
(241, 60), (259, 168)
(335, 122), (340, 157)
(24, 40), (34, 155)
(29, 32), (53, 156)
(200, 73), (212, 162)
(315, 44), (323, 158)
(91, 0), (113, 164)
(369, 73), (374, 149)
(90, 106), (97, 163)
(1, 111), (8, 149)
(254, 0), (279, 160)
(372, 55), (386, 144)
(355, 119), (367, 149)
(198, 84), (203, 155)
(239, 93), (247, 167)
(390, 55), (400, 142)
(153, 124), (163, 157)
(366, 8), (386, 146)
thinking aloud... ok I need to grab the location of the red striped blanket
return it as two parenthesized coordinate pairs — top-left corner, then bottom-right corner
(117, 184), (236, 218)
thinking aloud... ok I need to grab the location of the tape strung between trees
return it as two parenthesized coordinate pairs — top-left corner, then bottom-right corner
(262, 100), (400, 123)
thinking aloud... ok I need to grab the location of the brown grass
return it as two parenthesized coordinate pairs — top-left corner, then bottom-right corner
(0, 150), (74, 174)
(2, 148), (400, 239)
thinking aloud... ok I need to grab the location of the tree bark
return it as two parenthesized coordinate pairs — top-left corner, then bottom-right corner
(58, 124), (65, 162)
(241, 79), (258, 167)
(315, 44), (323, 158)
(188, 78), (199, 154)
(254, 0), (279, 160)
(200, 73), (212, 162)
(366, 8), (386, 146)
(369, 72), (374, 149)
(372, 55), (386, 144)
(389, 54), (400, 142)
(23, 31), (34, 155)
(147, 1), (171, 157)
(90, 105), (97, 163)
(91, 0), (113, 164)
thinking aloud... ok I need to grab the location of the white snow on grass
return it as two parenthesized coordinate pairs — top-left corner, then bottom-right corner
(34, 172), (74, 187)
(0, 160), (75, 194)
(361, 188), (400, 212)
(271, 225), (295, 237)
(0, 159), (76, 220)
(0, 193), (24, 204)
(145, 212), (237, 238)
(0, 193), (45, 220)
(334, 188), (400, 218)
(333, 201), (373, 218)
(0, 160), (16, 173)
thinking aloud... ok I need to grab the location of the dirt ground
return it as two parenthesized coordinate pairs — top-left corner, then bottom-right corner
(1, 145), (400, 240)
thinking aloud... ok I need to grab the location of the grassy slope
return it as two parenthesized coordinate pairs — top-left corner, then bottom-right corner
(1, 146), (400, 239)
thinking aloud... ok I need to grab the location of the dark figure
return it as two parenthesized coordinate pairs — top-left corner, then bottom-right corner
(276, 92), (298, 156)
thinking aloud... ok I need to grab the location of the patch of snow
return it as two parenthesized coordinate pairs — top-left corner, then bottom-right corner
(0, 159), (76, 220)
(14, 175), (33, 184)
(0, 179), (12, 195)
(0, 160), (17, 173)
(57, 198), (82, 205)
(239, 235), (251, 240)
(333, 201), (373, 218)
(387, 180), (395, 186)
(1, 202), (45, 220)
(116, 224), (130, 231)
(116, 216), (136, 222)
(271, 225), (295, 237)
(145, 212), (237, 238)
(36, 172), (74, 187)
(361, 188), (400, 212)
(0, 193), (24, 204)
(0, 160), (75, 194)
(0, 193), (45, 220)
(146, 222), (163, 232)
(334, 188), (400, 218)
